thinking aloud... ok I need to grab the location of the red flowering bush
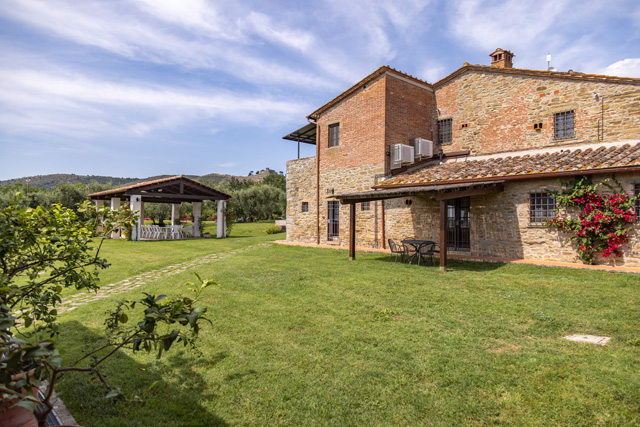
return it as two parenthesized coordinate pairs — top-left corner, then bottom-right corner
(548, 176), (638, 264)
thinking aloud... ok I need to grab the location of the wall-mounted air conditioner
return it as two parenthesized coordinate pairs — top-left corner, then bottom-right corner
(391, 143), (414, 169)
(411, 138), (434, 159)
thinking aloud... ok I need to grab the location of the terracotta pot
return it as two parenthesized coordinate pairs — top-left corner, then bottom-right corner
(0, 405), (38, 427)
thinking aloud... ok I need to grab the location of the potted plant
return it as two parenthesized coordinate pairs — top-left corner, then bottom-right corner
(1, 198), (214, 427)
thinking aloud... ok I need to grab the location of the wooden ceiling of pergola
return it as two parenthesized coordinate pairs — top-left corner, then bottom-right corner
(87, 175), (231, 204)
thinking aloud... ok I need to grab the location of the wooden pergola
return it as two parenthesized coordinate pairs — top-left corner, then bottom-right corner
(87, 175), (231, 240)
(335, 181), (505, 269)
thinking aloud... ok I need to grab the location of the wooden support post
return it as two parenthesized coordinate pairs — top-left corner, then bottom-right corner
(381, 200), (386, 249)
(349, 203), (356, 260)
(439, 199), (447, 270)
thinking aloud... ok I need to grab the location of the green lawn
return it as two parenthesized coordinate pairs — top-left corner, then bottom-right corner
(55, 223), (640, 426)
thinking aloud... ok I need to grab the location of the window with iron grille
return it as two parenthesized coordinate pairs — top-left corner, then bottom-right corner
(328, 123), (340, 147)
(635, 184), (639, 215)
(438, 119), (452, 144)
(529, 193), (556, 223)
(301, 202), (309, 213)
(361, 201), (370, 211)
(554, 110), (575, 139)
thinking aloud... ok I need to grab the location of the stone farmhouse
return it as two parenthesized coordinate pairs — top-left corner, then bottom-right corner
(283, 49), (640, 267)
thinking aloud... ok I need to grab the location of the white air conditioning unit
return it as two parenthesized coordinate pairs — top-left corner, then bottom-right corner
(391, 143), (414, 169)
(411, 138), (434, 159)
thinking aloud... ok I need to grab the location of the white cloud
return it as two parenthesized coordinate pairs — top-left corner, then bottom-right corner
(244, 12), (315, 52)
(217, 162), (237, 168)
(601, 58), (640, 78)
(0, 0), (335, 88)
(0, 65), (310, 140)
(448, 0), (570, 51)
(418, 61), (447, 83)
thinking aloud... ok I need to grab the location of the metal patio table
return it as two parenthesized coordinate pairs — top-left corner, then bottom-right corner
(401, 239), (438, 266)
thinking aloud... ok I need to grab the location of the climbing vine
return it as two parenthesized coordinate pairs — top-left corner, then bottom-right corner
(547, 176), (638, 265)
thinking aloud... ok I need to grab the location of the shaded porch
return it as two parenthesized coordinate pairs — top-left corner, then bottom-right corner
(87, 175), (231, 241)
(334, 181), (505, 269)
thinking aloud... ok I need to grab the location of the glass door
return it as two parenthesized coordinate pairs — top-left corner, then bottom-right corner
(327, 201), (340, 241)
(447, 197), (470, 251)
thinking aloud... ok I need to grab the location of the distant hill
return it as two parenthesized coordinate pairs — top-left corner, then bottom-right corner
(0, 169), (281, 190)
(0, 174), (138, 190)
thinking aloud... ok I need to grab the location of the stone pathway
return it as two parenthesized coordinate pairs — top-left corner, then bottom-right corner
(59, 242), (272, 313)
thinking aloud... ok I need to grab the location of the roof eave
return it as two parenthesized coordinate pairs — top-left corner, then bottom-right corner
(433, 64), (640, 89)
(375, 165), (640, 190)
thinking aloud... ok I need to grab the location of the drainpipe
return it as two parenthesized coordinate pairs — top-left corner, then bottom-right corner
(308, 116), (321, 245)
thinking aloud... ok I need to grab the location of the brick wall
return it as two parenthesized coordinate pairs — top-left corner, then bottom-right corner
(435, 70), (640, 156)
(385, 76), (434, 153)
(317, 74), (387, 170)
(304, 72), (435, 248)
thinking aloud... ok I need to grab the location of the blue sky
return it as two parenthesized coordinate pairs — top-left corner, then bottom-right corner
(1, 0), (639, 181)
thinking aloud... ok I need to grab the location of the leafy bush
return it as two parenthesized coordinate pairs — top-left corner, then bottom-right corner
(0, 197), (213, 426)
(548, 176), (638, 264)
(265, 225), (283, 234)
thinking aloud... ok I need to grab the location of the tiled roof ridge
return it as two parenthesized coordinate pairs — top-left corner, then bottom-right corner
(87, 174), (224, 198)
(307, 62), (639, 120)
(434, 64), (640, 88)
(308, 66), (432, 119)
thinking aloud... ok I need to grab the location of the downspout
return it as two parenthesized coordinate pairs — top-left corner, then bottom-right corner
(308, 116), (321, 245)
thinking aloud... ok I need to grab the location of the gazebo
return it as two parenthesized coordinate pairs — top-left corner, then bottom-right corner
(87, 175), (231, 240)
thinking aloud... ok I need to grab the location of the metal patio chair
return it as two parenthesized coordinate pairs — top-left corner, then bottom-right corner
(418, 242), (440, 266)
(388, 239), (408, 263)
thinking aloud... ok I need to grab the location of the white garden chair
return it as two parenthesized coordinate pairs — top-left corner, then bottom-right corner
(169, 225), (183, 239)
(151, 225), (163, 240)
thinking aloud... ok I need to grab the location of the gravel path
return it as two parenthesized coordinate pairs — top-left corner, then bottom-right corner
(59, 242), (272, 313)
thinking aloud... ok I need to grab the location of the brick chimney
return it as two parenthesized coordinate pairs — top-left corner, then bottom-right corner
(490, 48), (514, 68)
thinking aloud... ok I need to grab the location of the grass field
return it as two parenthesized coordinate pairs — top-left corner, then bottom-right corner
(55, 222), (640, 426)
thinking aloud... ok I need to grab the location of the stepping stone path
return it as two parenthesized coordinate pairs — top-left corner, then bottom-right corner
(563, 334), (611, 346)
(58, 242), (272, 313)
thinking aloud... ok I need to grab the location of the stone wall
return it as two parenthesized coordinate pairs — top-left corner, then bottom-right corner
(286, 156), (316, 244)
(436, 70), (640, 156)
(285, 65), (640, 266)
(379, 175), (640, 267)
(319, 163), (385, 247)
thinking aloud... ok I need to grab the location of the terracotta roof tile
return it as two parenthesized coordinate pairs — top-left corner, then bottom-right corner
(378, 142), (640, 188)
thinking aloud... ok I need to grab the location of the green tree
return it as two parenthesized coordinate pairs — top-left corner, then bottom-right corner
(144, 203), (171, 224)
(262, 173), (286, 192)
(229, 185), (285, 221)
(48, 183), (86, 211)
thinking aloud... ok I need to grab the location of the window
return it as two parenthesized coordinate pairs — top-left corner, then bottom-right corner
(361, 201), (370, 211)
(554, 110), (575, 139)
(635, 184), (639, 216)
(328, 123), (340, 147)
(438, 119), (452, 144)
(301, 202), (309, 213)
(529, 193), (556, 223)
